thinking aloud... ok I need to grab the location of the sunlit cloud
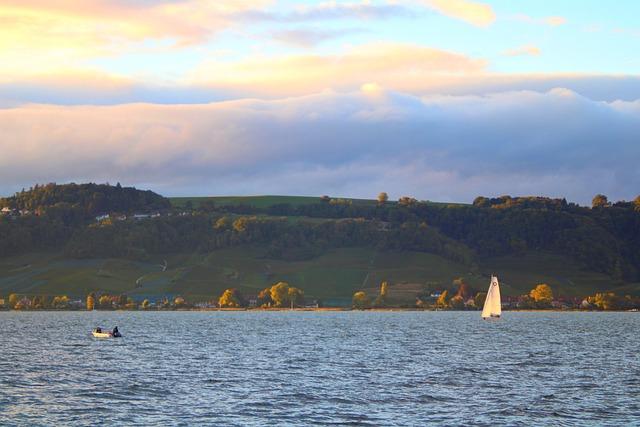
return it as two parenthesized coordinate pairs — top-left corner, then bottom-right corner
(270, 27), (366, 47)
(191, 43), (486, 95)
(0, 0), (270, 78)
(503, 45), (541, 57)
(239, 1), (411, 22)
(420, 0), (495, 27)
(513, 14), (567, 27)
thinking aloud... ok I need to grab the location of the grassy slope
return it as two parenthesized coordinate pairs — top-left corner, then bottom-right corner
(169, 195), (467, 209)
(170, 195), (374, 209)
(1, 247), (635, 304)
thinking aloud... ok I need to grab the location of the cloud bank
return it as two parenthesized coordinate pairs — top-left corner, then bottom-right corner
(1, 88), (639, 204)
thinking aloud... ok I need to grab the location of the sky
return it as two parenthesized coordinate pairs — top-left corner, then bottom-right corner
(1, 0), (640, 204)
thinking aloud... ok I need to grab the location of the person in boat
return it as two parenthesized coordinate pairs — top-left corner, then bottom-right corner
(112, 326), (120, 337)
(96, 327), (102, 333)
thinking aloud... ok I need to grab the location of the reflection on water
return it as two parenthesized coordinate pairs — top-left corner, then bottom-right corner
(1, 311), (639, 425)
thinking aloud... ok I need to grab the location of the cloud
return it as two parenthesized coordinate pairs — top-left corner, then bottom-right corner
(503, 45), (541, 57)
(191, 43), (486, 95)
(6, 68), (640, 107)
(420, 0), (495, 27)
(0, 0), (270, 77)
(1, 88), (639, 204)
(270, 28), (366, 48)
(239, 1), (411, 22)
(513, 14), (567, 27)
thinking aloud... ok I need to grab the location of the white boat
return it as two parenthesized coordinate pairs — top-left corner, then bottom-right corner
(92, 327), (122, 338)
(482, 275), (502, 319)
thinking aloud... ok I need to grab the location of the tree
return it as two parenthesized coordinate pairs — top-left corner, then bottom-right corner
(398, 196), (417, 207)
(288, 287), (304, 308)
(373, 281), (389, 307)
(257, 287), (273, 307)
(99, 295), (111, 309)
(454, 278), (472, 300)
(436, 290), (450, 308)
(449, 295), (465, 309)
(141, 299), (150, 310)
(270, 282), (290, 307)
(634, 195), (640, 211)
(218, 288), (244, 308)
(377, 192), (389, 205)
(8, 293), (18, 309)
(591, 292), (620, 310)
(118, 294), (128, 308)
(529, 284), (553, 306)
(174, 296), (185, 307)
(52, 295), (69, 309)
(86, 293), (95, 311)
(592, 194), (610, 208)
(352, 291), (370, 309)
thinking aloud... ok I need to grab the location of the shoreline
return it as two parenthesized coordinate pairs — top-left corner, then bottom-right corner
(1, 308), (638, 313)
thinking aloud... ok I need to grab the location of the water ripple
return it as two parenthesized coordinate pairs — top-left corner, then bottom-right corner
(0, 311), (639, 426)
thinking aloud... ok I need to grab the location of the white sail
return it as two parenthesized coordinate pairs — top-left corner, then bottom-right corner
(482, 275), (502, 318)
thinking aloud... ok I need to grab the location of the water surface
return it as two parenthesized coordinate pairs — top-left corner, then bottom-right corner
(1, 311), (638, 426)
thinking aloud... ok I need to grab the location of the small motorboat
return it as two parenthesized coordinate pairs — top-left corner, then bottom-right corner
(92, 327), (122, 338)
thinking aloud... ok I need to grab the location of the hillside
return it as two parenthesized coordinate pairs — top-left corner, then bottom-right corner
(1, 184), (640, 304)
(1, 246), (634, 305)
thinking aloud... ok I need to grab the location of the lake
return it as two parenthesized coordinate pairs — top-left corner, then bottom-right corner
(1, 311), (639, 426)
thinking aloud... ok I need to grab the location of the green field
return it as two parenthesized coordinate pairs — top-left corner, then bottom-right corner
(169, 195), (468, 209)
(0, 246), (634, 304)
(170, 195), (378, 209)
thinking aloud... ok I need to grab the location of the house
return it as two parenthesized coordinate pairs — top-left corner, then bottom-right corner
(305, 300), (320, 308)
(133, 213), (151, 220)
(95, 214), (109, 221)
(1, 207), (12, 215)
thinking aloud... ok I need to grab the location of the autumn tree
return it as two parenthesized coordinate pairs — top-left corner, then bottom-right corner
(218, 288), (245, 308)
(592, 194), (610, 208)
(398, 196), (418, 206)
(141, 299), (150, 310)
(589, 292), (620, 310)
(436, 290), (450, 308)
(268, 282), (290, 307)
(529, 284), (553, 306)
(377, 192), (389, 205)
(8, 293), (18, 309)
(99, 295), (112, 309)
(373, 281), (389, 307)
(86, 293), (95, 311)
(352, 291), (370, 309)
(454, 278), (473, 301)
(174, 296), (186, 307)
(52, 296), (69, 309)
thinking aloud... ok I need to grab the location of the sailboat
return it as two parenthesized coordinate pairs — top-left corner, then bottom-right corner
(482, 275), (502, 319)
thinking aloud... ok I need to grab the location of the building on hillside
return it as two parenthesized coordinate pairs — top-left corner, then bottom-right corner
(95, 214), (109, 221)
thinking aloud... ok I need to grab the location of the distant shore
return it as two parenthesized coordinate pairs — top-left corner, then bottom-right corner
(2, 307), (637, 313)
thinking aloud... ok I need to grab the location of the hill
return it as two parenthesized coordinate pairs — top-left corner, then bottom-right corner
(1, 184), (640, 304)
